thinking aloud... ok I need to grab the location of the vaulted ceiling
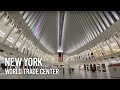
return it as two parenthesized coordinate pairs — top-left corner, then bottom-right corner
(17, 11), (120, 55)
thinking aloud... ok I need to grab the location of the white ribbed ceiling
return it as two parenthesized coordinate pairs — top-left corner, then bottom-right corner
(19, 11), (120, 55)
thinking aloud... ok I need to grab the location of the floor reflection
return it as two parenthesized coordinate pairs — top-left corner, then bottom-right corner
(0, 70), (118, 79)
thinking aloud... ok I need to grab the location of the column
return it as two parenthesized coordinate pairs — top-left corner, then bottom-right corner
(113, 36), (120, 48)
(105, 40), (118, 61)
(11, 32), (22, 48)
(100, 63), (103, 72)
(19, 37), (27, 51)
(105, 41), (113, 54)
(99, 43), (106, 56)
(1, 26), (15, 43)
(0, 12), (5, 20)
(105, 62), (111, 79)
(84, 64), (86, 71)
(5, 18), (11, 26)
(30, 46), (34, 57)
(96, 63), (99, 72)
(20, 38), (28, 52)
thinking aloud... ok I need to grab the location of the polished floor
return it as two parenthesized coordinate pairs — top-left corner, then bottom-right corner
(0, 69), (118, 79)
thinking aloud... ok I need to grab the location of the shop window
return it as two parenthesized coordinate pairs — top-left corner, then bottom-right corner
(102, 64), (106, 72)
(97, 64), (101, 71)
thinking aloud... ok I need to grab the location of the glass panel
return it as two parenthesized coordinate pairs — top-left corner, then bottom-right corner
(89, 11), (103, 33)
(111, 11), (119, 21)
(103, 11), (114, 24)
(25, 12), (34, 24)
(108, 11), (117, 22)
(93, 11), (106, 31)
(23, 11), (30, 20)
(98, 11), (110, 28)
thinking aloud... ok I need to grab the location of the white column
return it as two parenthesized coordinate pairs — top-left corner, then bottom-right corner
(113, 36), (120, 48)
(19, 37), (27, 51)
(100, 63), (103, 72)
(105, 62), (110, 79)
(95, 63), (97, 71)
(0, 12), (5, 20)
(99, 43), (106, 56)
(1, 26), (15, 43)
(105, 41), (113, 54)
(11, 32), (22, 48)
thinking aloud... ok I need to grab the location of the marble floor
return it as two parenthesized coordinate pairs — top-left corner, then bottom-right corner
(0, 69), (118, 79)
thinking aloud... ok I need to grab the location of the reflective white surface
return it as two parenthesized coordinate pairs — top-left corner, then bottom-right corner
(0, 70), (118, 79)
